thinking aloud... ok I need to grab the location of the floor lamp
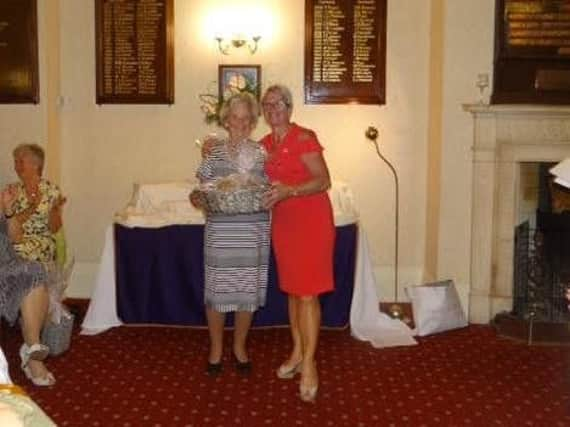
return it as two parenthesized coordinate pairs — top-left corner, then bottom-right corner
(365, 126), (404, 320)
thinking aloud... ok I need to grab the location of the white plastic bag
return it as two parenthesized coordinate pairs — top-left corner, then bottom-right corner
(406, 280), (468, 336)
(45, 256), (74, 324)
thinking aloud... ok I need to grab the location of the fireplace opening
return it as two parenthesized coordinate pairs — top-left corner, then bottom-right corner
(513, 162), (570, 323)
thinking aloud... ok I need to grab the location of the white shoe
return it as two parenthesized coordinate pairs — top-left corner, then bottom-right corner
(19, 343), (49, 368)
(22, 365), (55, 387)
(19, 343), (55, 386)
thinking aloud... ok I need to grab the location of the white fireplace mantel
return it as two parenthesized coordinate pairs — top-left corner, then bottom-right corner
(464, 103), (570, 323)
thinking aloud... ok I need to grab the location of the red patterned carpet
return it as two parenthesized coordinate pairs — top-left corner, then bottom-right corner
(2, 317), (570, 426)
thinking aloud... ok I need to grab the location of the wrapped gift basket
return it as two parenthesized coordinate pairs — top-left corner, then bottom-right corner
(41, 311), (74, 356)
(41, 258), (75, 356)
(194, 173), (268, 215)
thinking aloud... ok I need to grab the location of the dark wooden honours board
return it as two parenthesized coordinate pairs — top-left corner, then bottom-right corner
(493, 0), (570, 104)
(0, 0), (39, 103)
(305, 0), (386, 105)
(96, 0), (174, 104)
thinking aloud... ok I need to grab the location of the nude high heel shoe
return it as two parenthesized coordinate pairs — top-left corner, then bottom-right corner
(299, 363), (318, 402)
(299, 382), (318, 403)
(276, 361), (302, 379)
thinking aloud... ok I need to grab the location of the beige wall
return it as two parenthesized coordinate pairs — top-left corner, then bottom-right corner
(0, 0), (497, 312)
(437, 0), (495, 305)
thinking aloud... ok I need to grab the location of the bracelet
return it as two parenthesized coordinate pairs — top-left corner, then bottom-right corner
(290, 186), (299, 197)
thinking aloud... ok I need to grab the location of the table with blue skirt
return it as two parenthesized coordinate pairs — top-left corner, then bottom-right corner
(114, 222), (357, 327)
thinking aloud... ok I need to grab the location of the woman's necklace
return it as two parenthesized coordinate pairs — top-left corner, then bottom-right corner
(24, 180), (40, 204)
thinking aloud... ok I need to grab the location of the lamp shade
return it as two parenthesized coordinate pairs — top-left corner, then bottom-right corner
(550, 158), (570, 189)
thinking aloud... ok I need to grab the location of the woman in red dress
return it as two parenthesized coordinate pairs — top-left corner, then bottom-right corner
(262, 84), (335, 403)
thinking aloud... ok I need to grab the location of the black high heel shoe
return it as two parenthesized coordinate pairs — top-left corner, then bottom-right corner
(233, 355), (252, 376)
(206, 361), (223, 376)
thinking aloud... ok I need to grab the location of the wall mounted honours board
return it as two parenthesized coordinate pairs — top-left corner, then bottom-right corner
(0, 0), (39, 104)
(95, 0), (174, 104)
(304, 0), (386, 105)
(493, 0), (570, 104)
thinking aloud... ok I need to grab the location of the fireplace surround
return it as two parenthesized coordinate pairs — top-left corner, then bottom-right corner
(464, 104), (570, 324)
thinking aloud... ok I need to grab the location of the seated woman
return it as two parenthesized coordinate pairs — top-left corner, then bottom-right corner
(4, 144), (65, 264)
(0, 186), (55, 386)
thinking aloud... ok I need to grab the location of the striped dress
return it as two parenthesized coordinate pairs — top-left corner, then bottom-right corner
(196, 138), (270, 312)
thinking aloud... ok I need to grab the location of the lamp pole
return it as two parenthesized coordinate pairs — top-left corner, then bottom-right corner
(365, 126), (403, 319)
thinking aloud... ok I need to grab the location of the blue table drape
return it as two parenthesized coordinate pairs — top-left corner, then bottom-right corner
(115, 223), (357, 327)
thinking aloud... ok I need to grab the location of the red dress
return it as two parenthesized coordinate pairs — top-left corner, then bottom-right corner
(262, 124), (335, 296)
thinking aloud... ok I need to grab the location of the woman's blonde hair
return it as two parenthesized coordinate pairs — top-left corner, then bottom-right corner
(262, 84), (293, 111)
(13, 143), (45, 175)
(219, 92), (260, 128)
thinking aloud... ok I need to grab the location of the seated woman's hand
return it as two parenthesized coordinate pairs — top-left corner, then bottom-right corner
(48, 195), (66, 233)
(1, 188), (23, 243)
(50, 195), (67, 212)
(0, 186), (17, 215)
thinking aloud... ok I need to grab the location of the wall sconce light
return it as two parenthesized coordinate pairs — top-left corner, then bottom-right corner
(215, 35), (261, 55)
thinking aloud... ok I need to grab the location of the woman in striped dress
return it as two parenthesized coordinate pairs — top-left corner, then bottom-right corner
(191, 93), (269, 376)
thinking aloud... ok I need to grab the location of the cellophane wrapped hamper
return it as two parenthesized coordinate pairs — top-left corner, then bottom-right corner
(42, 257), (75, 355)
(41, 309), (74, 356)
(194, 173), (268, 215)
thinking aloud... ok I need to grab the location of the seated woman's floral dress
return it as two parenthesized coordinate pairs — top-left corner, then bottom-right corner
(0, 214), (46, 324)
(11, 179), (61, 263)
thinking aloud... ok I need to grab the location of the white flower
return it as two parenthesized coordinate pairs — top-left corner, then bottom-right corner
(223, 88), (235, 100)
(228, 73), (247, 90)
(236, 74), (247, 89)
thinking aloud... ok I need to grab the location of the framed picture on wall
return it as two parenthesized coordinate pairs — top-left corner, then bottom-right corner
(218, 64), (261, 101)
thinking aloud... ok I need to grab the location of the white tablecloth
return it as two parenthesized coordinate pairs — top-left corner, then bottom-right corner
(81, 181), (416, 347)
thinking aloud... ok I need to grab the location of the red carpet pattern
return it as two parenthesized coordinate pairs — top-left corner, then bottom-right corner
(2, 323), (570, 426)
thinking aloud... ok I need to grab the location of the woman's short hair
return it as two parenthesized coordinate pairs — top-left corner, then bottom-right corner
(13, 144), (45, 175)
(263, 84), (294, 111)
(219, 92), (260, 128)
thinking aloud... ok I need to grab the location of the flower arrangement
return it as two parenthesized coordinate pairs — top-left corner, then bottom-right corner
(199, 72), (259, 126)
